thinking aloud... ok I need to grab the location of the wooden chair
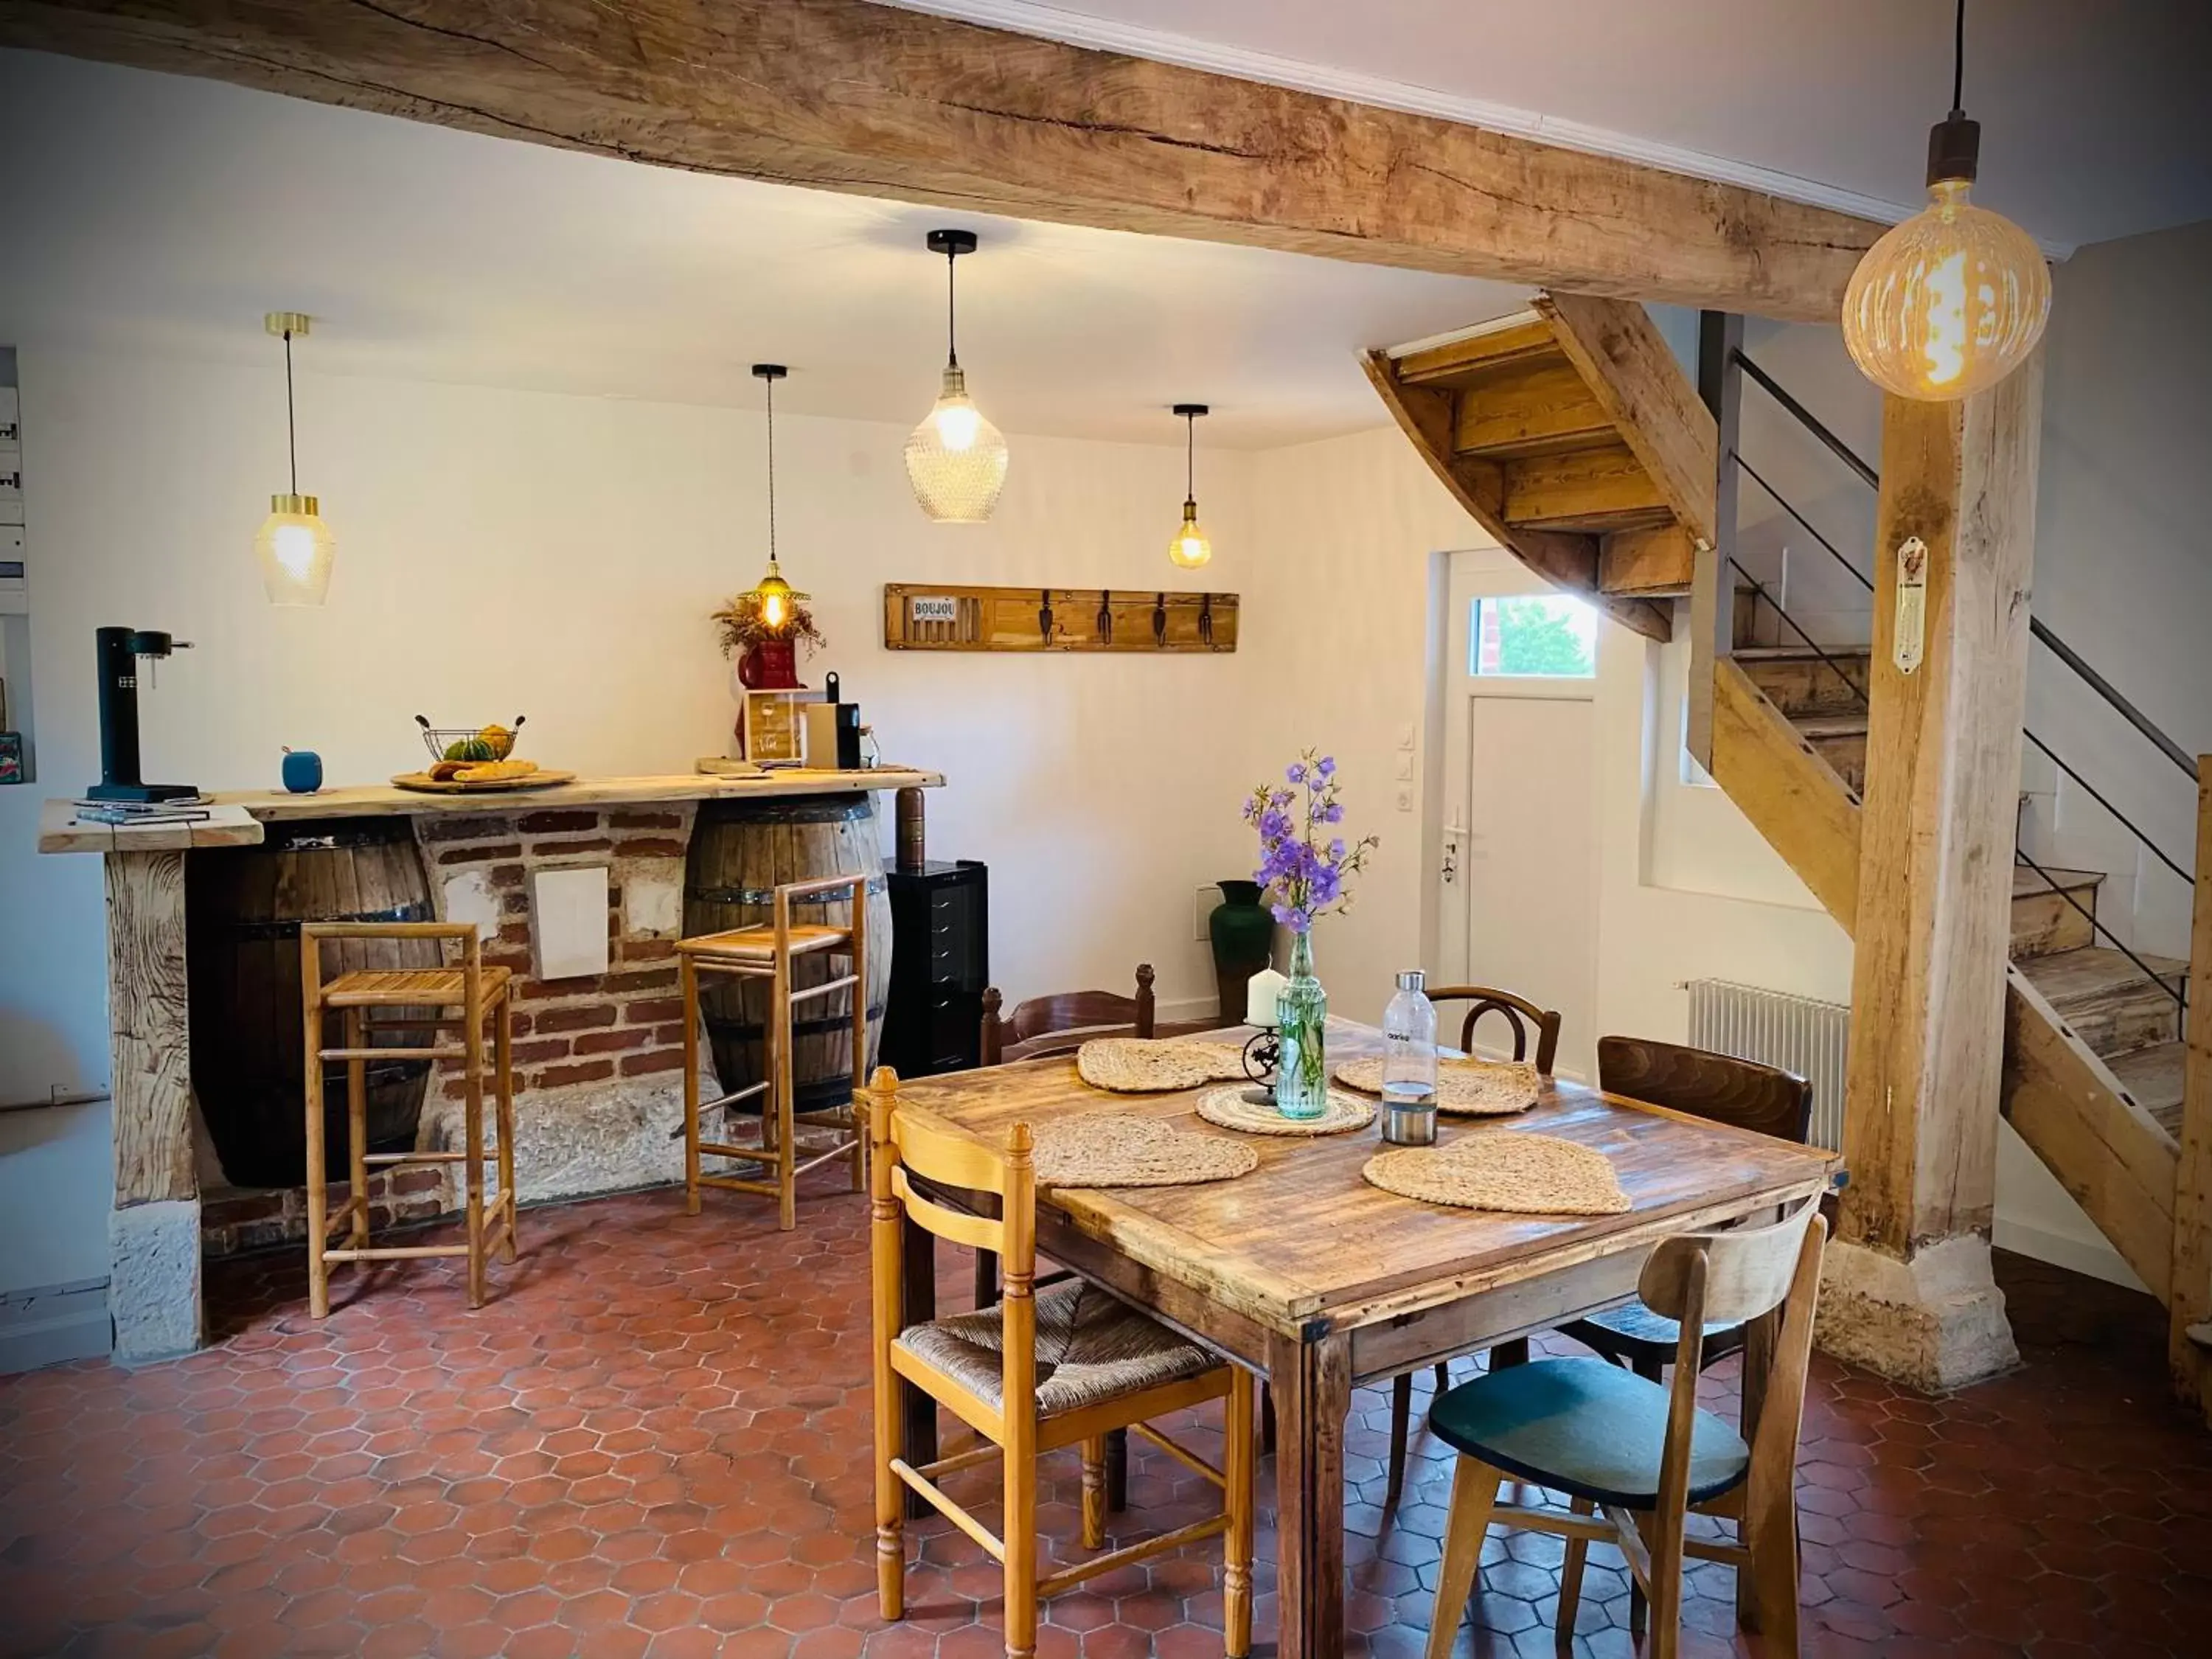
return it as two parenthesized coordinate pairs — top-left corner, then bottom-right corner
(1424, 1201), (1829, 1659)
(1384, 983), (1565, 1505)
(300, 921), (516, 1317)
(1561, 1035), (1814, 1378)
(676, 873), (868, 1229)
(866, 1067), (1256, 1659)
(980, 963), (1157, 1065)
(1425, 984), (1564, 1074)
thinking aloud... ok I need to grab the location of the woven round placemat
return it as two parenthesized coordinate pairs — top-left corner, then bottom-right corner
(1334, 1055), (1542, 1116)
(1077, 1039), (1245, 1093)
(1030, 1113), (1261, 1188)
(1193, 1084), (1375, 1136)
(1362, 1130), (1630, 1215)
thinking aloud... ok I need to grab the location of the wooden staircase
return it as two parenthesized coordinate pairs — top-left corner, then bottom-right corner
(1373, 293), (2211, 1405)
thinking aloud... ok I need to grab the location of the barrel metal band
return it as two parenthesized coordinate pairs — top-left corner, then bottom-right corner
(689, 874), (888, 907)
(218, 902), (433, 942)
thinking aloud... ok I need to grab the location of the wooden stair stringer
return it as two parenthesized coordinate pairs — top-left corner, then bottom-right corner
(1706, 660), (2180, 1298)
(1709, 660), (1861, 931)
(2003, 966), (2180, 1300)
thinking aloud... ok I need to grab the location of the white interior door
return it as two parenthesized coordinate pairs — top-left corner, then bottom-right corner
(1436, 551), (1599, 1076)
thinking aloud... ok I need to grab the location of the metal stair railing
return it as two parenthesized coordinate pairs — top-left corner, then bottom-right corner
(1703, 312), (2195, 1026)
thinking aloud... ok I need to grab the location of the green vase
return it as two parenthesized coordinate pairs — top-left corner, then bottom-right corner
(1208, 879), (1274, 1023)
(1274, 931), (1328, 1119)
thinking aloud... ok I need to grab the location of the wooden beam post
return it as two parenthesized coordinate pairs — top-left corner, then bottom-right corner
(2170, 760), (2212, 1417)
(0, 0), (1880, 319)
(1820, 355), (2044, 1394)
(104, 849), (205, 1361)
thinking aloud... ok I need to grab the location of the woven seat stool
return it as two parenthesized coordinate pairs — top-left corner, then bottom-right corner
(300, 921), (517, 1317)
(677, 872), (869, 1228)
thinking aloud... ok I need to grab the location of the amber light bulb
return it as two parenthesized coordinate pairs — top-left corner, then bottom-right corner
(1841, 0), (2049, 402)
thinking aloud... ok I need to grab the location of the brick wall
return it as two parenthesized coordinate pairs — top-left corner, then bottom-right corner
(198, 802), (704, 1257)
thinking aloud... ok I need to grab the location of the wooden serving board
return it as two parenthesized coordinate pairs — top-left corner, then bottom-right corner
(389, 769), (577, 794)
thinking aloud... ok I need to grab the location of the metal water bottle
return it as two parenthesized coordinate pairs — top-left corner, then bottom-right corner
(1380, 970), (1439, 1145)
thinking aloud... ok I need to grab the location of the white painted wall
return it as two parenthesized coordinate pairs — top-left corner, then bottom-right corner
(0, 345), (1261, 1299)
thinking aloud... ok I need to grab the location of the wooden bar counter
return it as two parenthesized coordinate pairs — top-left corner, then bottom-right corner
(40, 768), (942, 1359)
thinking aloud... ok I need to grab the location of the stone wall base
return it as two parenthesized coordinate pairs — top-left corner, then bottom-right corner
(111, 1199), (203, 1363)
(1815, 1234), (2018, 1394)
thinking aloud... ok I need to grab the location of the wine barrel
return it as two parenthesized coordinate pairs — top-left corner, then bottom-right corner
(684, 795), (892, 1115)
(186, 817), (441, 1187)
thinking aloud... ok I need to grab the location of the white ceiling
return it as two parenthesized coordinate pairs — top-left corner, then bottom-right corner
(0, 52), (1534, 450)
(896, 0), (2212, 252)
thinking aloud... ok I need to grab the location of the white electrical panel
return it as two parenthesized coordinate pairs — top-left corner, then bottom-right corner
(0, 387), (20, 527)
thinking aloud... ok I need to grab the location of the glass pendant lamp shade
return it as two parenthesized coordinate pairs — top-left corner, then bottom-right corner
(1843, 178), (2050, 401)
(1166, 403), (1213, 568)
(905, 365), (1009, 522)
(256, 493), (335, 605)
(905, 229), (1009, 522)
(257, 311), (334, 604)
(1841, 0), (2050, 402)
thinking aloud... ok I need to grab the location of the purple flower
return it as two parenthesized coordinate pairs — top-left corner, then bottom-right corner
(1328, 837), (1346, 860)
(1286, 907), (1313, 933)
(1286, 762), (1307, 784)
(1323, 802), (1344, 824)
(1316, 757), (1337, 778)
(1270, 902), (1295, 924)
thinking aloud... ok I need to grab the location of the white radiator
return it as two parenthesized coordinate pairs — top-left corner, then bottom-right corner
(1684, 979), (1850, 1150)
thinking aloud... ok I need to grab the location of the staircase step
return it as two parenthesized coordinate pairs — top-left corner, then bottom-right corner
(2017, 947), (2188, 1059)
(1502, 442), (1669, 532)
(1394, 316), (1558, 387)
(1734, 646), (1872, 718)
(2107, 1041), (2187, 1139)
(1452, 357), (1618, 460)
(1792, 713), (1867, 794)
(2009, 866), (2105, 959)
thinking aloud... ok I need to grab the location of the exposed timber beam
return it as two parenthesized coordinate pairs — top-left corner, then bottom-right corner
(1821, 353), (2045, 1395)
(0, 0), (1880, 319)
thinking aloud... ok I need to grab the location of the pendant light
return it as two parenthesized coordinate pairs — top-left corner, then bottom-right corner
(254, 312), (335, 605)
(1841, 0), (2050, 402)
(739, 364), (810, 630)
(1167, 403), (1213, 570)
(903, 229), (1009, 522)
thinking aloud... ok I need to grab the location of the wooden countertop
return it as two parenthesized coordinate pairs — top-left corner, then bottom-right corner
(38, 767), (943, 854)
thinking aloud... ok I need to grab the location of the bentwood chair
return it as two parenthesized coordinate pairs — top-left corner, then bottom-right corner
(299, 921), (517, 1316)
(675, 872), (868, 1229)
(866, 1068), (1256, 1659)
(979, 962), (1158, 1065)
(1424, 1202), (1829, 1659)
(1384, 983), (1565, 1505)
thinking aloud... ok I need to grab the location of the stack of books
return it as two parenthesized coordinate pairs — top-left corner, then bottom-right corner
(72, 797), (213, 827)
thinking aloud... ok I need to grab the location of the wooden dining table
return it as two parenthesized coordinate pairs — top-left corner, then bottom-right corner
(888, 1018), (1837, 1659)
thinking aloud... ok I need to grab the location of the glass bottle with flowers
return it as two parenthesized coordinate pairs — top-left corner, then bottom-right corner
(1244, 751), (1379, 1119)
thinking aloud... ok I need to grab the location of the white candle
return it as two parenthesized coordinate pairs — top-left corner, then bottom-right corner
(1245, 967), (1288, 1028)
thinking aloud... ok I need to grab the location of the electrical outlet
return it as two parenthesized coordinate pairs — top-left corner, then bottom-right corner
(1394, 751), (1414, 782)
(1396, 723), (1416, 751)
(1395, 786), (1415, 812)
(1194, 883), (1220, 942)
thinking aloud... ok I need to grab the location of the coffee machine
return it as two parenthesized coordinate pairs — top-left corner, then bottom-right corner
(86, 625), (198, 801)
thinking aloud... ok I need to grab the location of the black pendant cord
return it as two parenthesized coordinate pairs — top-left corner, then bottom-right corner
(1952, 0), (1966, 116)
(1185, 411), (1197, 507)
(764, 374), (777, 564)
(284, 328), (299, 495)
(945, 246), (959, 372)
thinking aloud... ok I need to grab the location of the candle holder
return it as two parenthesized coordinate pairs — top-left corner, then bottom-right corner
(1240, 1027), (1279, 1085)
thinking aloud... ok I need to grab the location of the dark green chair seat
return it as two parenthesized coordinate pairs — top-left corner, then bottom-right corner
(1429, 1357), (1750, 1509)
(1562, 1301), (1748, 1374)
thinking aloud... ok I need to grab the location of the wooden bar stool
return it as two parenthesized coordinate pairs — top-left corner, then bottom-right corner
(677, 872), (869, 1228)
(299, 921), (517, 1318)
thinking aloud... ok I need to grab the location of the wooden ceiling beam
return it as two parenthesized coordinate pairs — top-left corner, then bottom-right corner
(0, 0), (1879, 319)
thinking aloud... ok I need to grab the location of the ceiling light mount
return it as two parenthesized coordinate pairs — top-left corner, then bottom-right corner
(925, 228), (978, 260)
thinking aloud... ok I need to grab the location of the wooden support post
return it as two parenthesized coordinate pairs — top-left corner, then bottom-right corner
(1686, 311), (1742, 770)
(1822, 355), (2044, 1394)
(103, 849), (204, 1360)
(2169, 760), (2212, 1416)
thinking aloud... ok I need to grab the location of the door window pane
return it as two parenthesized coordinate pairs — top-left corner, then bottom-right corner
(1470, 595), (1597, 678)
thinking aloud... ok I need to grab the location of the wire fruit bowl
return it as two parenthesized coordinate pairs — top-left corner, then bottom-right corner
(415, 714), (526, 763)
